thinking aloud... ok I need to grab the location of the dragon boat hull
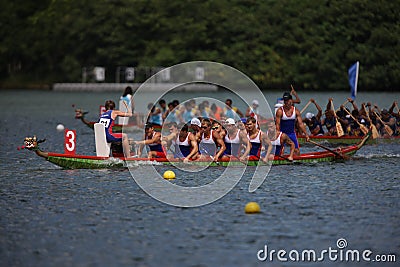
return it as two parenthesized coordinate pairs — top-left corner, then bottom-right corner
(24, 132), (370, 169)
(40, 143), (361, 169)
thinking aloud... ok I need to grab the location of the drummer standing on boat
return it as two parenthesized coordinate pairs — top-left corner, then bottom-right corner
(275, 92), (309, 155)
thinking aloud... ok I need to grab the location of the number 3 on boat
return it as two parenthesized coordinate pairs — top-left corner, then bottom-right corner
(64, 129), (76, 155)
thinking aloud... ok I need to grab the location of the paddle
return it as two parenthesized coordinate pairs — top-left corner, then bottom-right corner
(307, 140), (348, 160)
(335, 99), (349, 112)
(364, 109), (379, 139)
(374, 112), (394, 136)
(300, 100), (312, 114)
(343, 108), (369, 135)
(330, 99), (344, 137)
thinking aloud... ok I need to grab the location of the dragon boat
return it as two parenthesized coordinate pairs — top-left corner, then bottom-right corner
(21, 130), (371, 169)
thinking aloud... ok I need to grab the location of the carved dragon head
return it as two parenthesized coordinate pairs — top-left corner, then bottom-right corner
(23, 136), (46, 150)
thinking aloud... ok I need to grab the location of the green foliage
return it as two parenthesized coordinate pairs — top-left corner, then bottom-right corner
(1, 0), (399, 90)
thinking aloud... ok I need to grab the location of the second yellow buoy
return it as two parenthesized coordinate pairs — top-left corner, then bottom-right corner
(245, 202), (260, 214)
(163, 170), (176, 179)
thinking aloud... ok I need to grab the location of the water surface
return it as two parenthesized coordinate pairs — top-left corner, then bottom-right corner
(0, 90), (399, 267)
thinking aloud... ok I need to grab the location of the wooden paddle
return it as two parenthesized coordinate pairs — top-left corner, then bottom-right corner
(300, 100), (312, 114)
(330, 99), (344, 137)
(395, 102), (400, 114)
(374, 112), (394, 136)
(307, 140), (348, 160)
(343, 108), (369, 135)
(364, 110), (379, 139)
(335, 99), (349, 112)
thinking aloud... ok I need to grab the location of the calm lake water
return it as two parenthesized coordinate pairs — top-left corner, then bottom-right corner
(0, 89), (399, 267)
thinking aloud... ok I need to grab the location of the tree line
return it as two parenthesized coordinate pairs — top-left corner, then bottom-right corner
(1, 0), (399, 91)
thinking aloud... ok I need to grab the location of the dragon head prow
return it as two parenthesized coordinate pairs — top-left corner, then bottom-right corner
(24, 136), (46, 150)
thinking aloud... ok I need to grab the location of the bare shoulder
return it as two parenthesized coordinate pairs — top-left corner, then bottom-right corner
(189, 132), (197, 141)
(213, 130), (223, 140)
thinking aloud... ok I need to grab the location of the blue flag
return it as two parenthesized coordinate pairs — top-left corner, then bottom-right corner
(348, 61), (359, 100)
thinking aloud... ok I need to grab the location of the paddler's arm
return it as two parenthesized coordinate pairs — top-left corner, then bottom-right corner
(261, 132), (273, 162)
(275, 109), (283, 133)
(136, 132), (161, 146)
(311, 99), (323, 121)
(183, 135), (199, 162)
(389, 101), (399, 118)
(348, 98), (359, 112)
(326, 98), (333, 111)
(134, 132), (160, 156)
(239, 131), (251, 160)
(235, 107), (244, 118)
(111, 109), (132, 120)
(162, 132), (175, 143)
(162, 109), (169, 120)
(136, 143), (144, 157)
(213, 131), (226, 161)
(291, 86), (301, 104)
(161, 132), (176, 150)
(150, 107), (162, 116)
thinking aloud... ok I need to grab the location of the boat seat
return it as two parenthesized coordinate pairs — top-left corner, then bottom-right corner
(94, 123), (111, 157)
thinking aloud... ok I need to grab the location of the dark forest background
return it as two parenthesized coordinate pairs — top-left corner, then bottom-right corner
(1, 0), (399, 90)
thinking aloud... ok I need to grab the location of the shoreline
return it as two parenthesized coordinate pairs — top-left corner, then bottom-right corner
(0, 83), (398, 92)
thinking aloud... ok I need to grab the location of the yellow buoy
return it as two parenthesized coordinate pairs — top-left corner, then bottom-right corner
(245, 202), (260, 214)
(163, 170), (176, 180)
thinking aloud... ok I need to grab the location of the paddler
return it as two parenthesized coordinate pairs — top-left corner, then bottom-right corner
(190, 117), (201, 133)
(197, 118), (226, 161)
(223, 99), (244, 119)
(378, 108), (396, 137)
(388, 101), (400, 135)
(135, 123), (166, 158)
(99, 100), (133, 158)
(321, 109), (337, 136)
(303, 98), (325, 136)
(264, 120), (295, 162)
(171, 123), (199, 162)
(161, 122), (179, 151)
(275, 92), (309, 155)
(220, 118), (251, 161)
(245, 117), (272, 161)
